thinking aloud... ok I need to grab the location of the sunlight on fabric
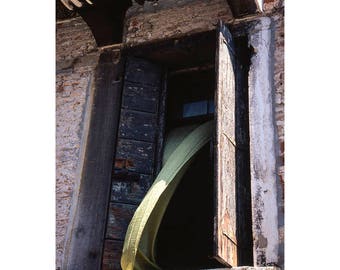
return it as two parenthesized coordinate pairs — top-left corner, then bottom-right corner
(121, 120), (213, 270)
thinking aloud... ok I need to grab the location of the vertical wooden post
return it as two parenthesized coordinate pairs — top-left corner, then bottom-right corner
(214, 21), (238, 267)
(63, 49), (124, 270)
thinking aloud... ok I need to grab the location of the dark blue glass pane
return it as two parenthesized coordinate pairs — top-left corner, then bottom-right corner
(183, 101), (208, 118)
(208, 99), (215, 114)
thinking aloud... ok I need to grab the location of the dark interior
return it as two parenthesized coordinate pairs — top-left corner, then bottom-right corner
(166, 68), (215, 131)
(155, 64), (219, 269)
(156, 143), (224, 270)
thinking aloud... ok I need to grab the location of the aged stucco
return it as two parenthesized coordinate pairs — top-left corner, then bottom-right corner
(56, 17), (99, 269)
(248, 17), (280, 267)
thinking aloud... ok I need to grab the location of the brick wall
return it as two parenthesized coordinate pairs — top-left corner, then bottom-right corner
(56, 17), (98, 269)
(264, 0), (284, 13)
(56, 17), (97, 62)
(271, 3), (284, 193)
(124, 0), (233, 45)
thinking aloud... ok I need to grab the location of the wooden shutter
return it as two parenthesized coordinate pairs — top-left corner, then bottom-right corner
(213, 21), (238, 267)
(103, 56), (165, 270)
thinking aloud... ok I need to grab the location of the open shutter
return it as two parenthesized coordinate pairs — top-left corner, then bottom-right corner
(213, 21), (238, 267)
(103, 56), (166, 270)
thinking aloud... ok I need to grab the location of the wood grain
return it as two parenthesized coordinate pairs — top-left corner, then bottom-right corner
(105, 203), (138, 240)
(122, 82), (159, 113)
(102, 239), (124, 270)
(214, 21), (238, 267)
(111, 174), (153, 204)
(64, 50), (124, 270)
(103, 55), (164, 269)
(118, 109), (157, 142)
(115, 139), (155, 175)
(124, 57), (162, 86)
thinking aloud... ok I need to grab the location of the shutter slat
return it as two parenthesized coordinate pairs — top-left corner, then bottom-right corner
(214, 21), (238, 267)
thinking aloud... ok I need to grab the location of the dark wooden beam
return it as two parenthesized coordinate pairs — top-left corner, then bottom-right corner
(226, 0), (260, 18)
(58, 0), (156, 46)
(78, 0), (132, 46)
(63, 50), (124, 270)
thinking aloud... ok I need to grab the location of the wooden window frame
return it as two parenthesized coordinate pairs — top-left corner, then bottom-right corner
(64, 23), (257, 269)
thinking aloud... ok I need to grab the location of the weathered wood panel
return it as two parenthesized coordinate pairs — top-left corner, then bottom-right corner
(214, 21), (238, 267)
(111, 174), (153, 204)
(122, 82), (159, 113)
(64, 50), (124, 270)
(118, 109), (157, 142)
(102, 239), (124, 270)
(115, 139), (155, 175)
(112, 157), (141, 182)
(155, 71), (167, 175)
(106, 203), (138, 240)
(124, 57), (162, 86)
(103, 55), (164, 269)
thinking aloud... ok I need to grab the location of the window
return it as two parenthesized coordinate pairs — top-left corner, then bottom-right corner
(109, 23), (253, 269)
(182, 99), (214, 118)
(166, 68), (215, 131)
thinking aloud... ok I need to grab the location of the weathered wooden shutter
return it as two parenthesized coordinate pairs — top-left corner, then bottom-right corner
(213, 21), (238, 267)
(103, 56), (165, 270)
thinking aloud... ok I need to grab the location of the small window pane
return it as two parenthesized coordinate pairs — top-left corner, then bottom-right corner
(208, 100), (215, 114)
(183, 101), (208, 118)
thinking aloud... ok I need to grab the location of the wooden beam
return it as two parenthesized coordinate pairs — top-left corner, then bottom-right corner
(226, 0), (261, 18)
(63, 50), (124, 270)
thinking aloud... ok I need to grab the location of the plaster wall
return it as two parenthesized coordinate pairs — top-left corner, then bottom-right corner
(56, 17), (99, 269)
(245, 5), (284, 267)
(248, 17), (279, 266)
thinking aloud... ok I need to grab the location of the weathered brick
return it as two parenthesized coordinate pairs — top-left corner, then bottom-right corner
(272, 10), (284, 267)
(56, 17), (98, 62)
(264, 0), (284, 13)
(56, 16), (99, 269)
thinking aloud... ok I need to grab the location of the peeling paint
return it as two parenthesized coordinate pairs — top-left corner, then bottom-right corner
(248, 17), (280, 267)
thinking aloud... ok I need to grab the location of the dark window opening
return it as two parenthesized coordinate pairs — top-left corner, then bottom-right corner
(155, 66), (219, 269)
(156, 143), (224, 269)
(166, 68), (215, 131)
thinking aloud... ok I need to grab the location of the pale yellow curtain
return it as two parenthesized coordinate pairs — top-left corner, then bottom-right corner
(121, 120), (213, 270)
